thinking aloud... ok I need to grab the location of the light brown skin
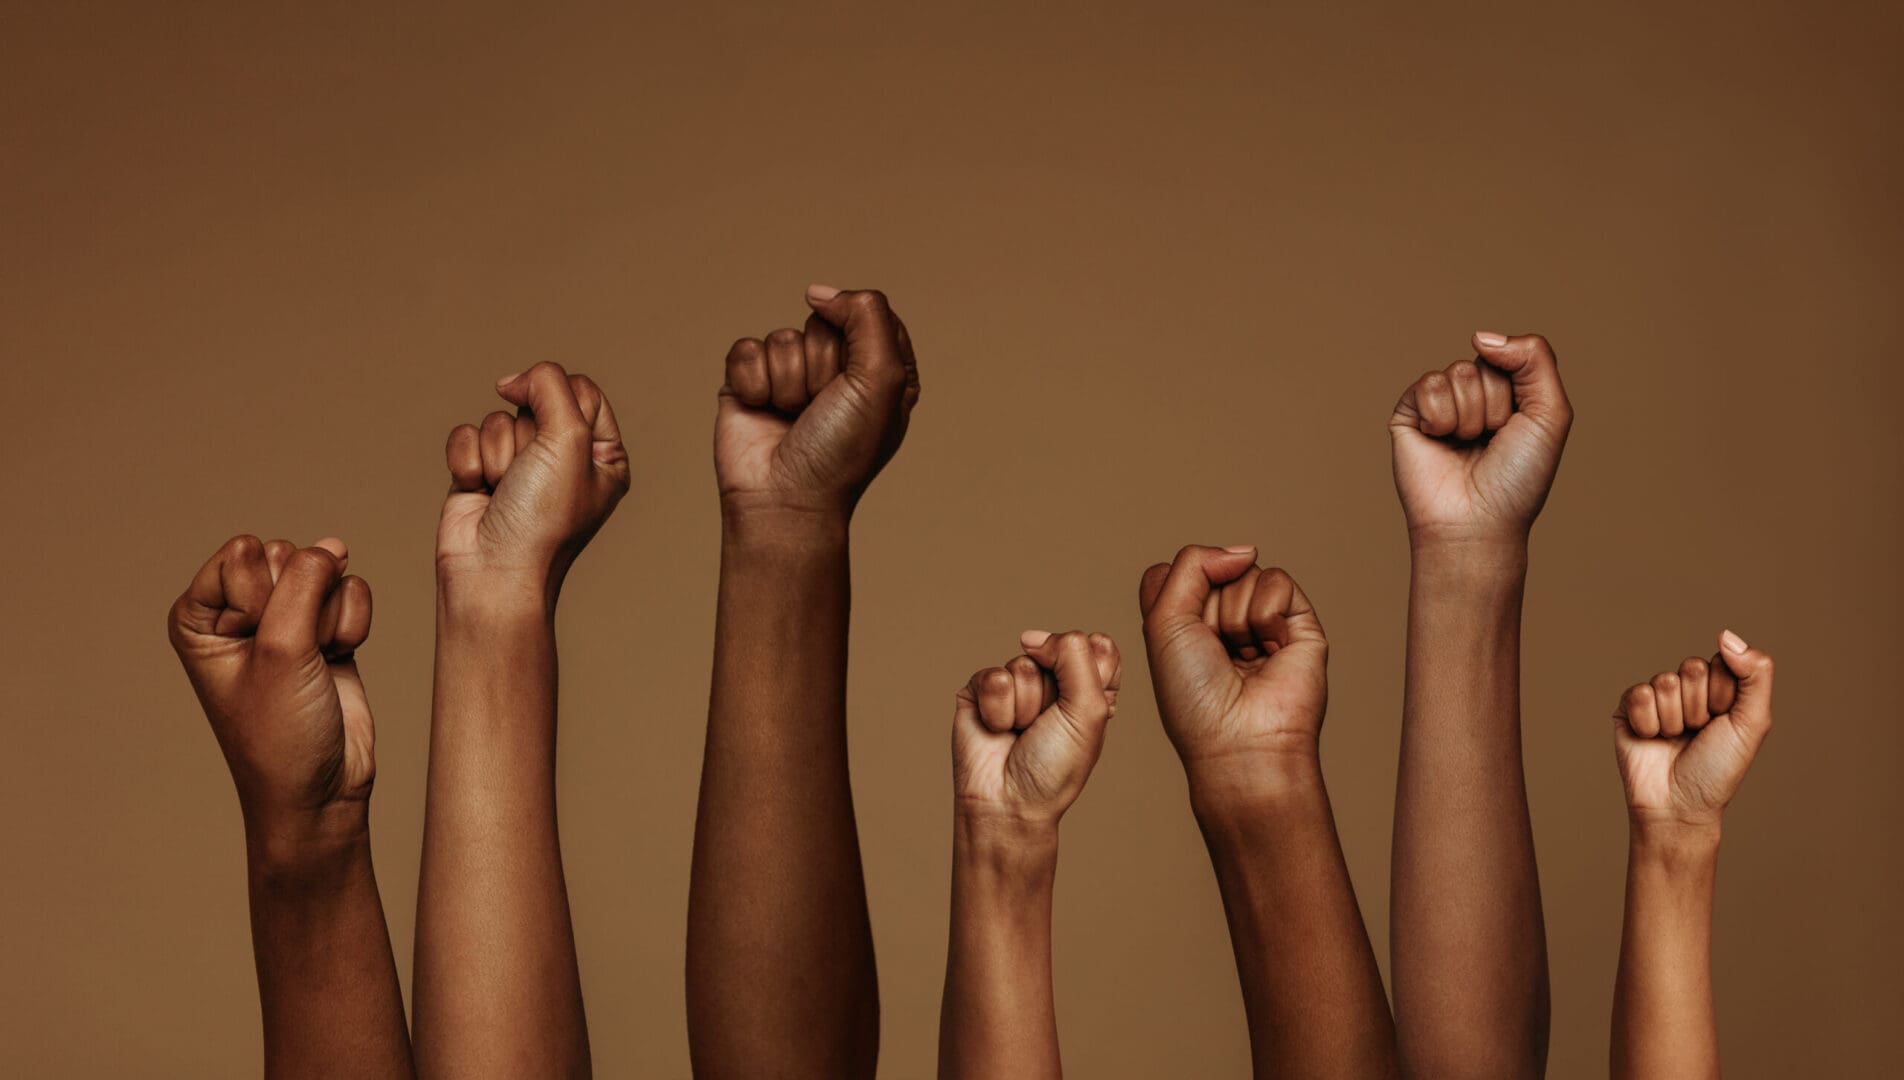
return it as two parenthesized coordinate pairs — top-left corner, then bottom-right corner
(168, 534), (413, 1080)
(1139, 549), (1398, 1080)
(939, 630), (1122, 1080)
(1611, 631), (1775, 1080)
(1387, 331), (1572, 1078)
(412, 364), (629, 1079)
(687, 285), (919, 1078)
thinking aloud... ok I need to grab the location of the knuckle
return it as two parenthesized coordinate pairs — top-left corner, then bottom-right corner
(727, 337), (763, 362)
(226, 533), (264, 556)
(765, 327), (802, 348)
(526, 359), (568, 381)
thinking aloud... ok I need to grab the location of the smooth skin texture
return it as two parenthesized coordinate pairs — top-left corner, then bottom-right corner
(687, 285), (920, 1078)
(1610, 631), (1776, 1080)
(939, 630), (1122, 1080)
(169, 535), (413, 1080)
(1387, 331), (1572, 1078)
(1139, 547), (1398, 1079)
(413, 364), (629, 1079)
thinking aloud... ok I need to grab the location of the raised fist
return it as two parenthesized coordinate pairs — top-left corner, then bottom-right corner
(1138, 546), (1329, 779)
(1389, 332), (1573, 547)
(952, 631), (1121, 825)
(168, 535), (377, 824)
(439, 363), (630, 595)
(1613, 631), (1775, 828)
(716, 285), (921, 519)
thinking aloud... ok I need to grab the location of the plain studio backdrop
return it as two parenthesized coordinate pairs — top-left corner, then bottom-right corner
(3, 2), (1898, 1076)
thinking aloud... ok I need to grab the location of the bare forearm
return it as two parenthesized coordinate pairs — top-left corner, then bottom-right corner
(1191, 757), (1397, 1079)
(687, 510), (878, 1076)
(1391, 540), (1549, 1076)
(939, 820), (1061, 1080)
(1613, 825), (1721, 1080)
(414, 591), (589, 1077)
(246, 820), (413, 1080)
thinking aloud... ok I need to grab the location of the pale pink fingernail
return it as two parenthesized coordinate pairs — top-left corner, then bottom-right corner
(1720, 629), (1748, 654)
(806, 283), (842, 303)
(1223, 544), (1255, 554)
(1020, 630), (1053, 649)
(314, 537), (349, 562)
(496, 372), (522, 388)
(1475, 331), (1509, 348)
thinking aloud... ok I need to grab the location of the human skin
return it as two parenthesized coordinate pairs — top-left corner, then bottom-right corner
(411, 364), (629, 1078)
(939, 630), (1121, 1080)
(1386, 332), (1572, 1077)
(1610, 631), (1775, 1080)
(1139, 548), (1398, 1079)
(686, 285), (920, 1078)
(168, 534), (414, 1080)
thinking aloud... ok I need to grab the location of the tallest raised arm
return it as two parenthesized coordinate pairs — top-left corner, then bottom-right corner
(1388, 332), (1572, 1078)
(688, 286), (920, 1079)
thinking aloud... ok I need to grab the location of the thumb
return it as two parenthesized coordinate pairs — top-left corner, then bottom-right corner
(1020, 631), (1112, 738)
(1472, 331), (1571, 433)
(1715, 629), (1775, 740)
(1139, 545), (1258, 642)
(804, 285), (908, 388)
(495, 361), (587, 440)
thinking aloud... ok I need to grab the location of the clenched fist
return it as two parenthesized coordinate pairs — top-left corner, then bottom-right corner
(1389, 332), (1573, 547)
(716, 285), (921, 519)
(1613, 631), (1775, 829)
(168, 535), (377, 828)
(1139, 546), (1330, 783)
(439, 362), (630, 597)
(953, 631), (1121, 826)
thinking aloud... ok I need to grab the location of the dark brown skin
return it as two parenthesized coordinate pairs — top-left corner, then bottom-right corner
(687, 285), (919, 1078)
(939, 631), (1122, 1080)
(169, 534), (413, 1080)
(1140, 549), (1398, 1080)
(412, 364), (629, 1079)
(1387, 331), (1572, 1078)
(1610, 632), (1775, 1080)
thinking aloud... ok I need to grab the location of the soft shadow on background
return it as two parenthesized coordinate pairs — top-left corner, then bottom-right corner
(3, 2), (1898, 1076)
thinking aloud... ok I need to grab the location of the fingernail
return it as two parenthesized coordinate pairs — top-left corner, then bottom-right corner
(1475, 331), (1508, 348)
(1223, 544), (1255, 554)
(314, 537), (349, 563)
(1020, 630), (1053, 649)
(496, 371), (522, 388)
(806, 283), (841, 303)
(1720, 629), (1748, 654)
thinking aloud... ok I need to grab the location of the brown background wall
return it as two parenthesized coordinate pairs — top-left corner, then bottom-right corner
(3, 2), (1899, 1076)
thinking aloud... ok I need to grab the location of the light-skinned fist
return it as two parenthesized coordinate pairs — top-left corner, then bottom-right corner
(1139, 547), (1330, 797)
(1613, 630), (1775, 829)
(439, 363), (630, 600)
(168, 535), (377, 845)
(1389, 332), (1573, 548)
(716, 285), (921, 521)
(953, 631), (1121, 827)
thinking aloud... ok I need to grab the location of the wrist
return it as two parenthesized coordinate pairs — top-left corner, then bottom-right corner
(1409, 534), (1529, 594)
(436, 570), (557, 624)
(242, 801), (372, 881)
(1181, 743), (1327, 828)
(953, 811), (1061, 875)
(1629, 815), (1724, 859)
(720, 498), (851, 552)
